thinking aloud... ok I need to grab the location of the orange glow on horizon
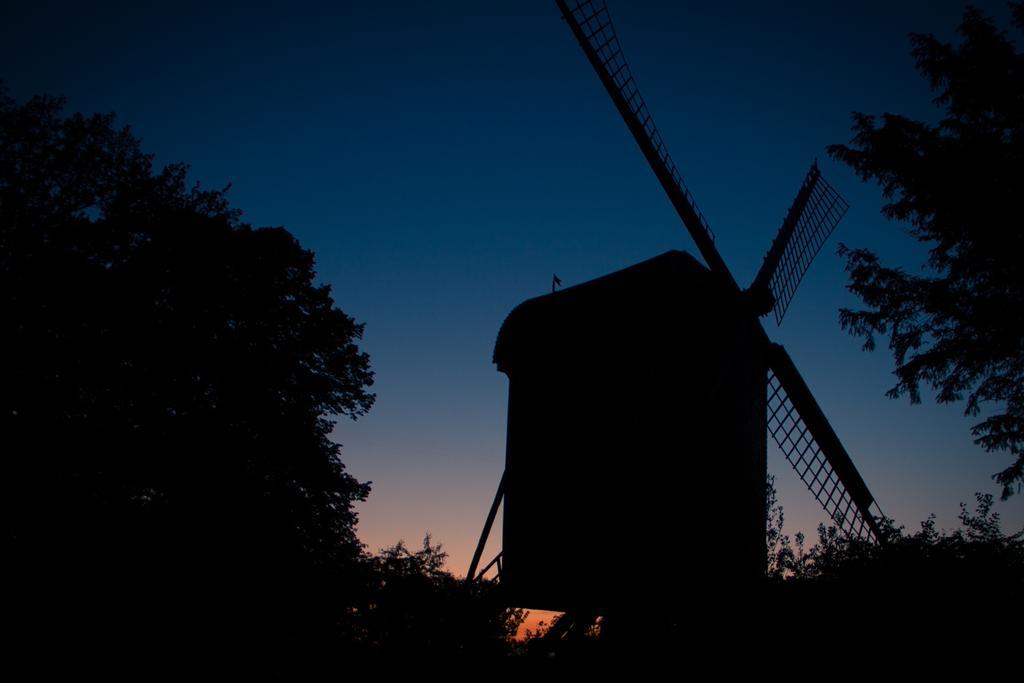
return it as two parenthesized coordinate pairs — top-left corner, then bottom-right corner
(515, 609), (563, 641)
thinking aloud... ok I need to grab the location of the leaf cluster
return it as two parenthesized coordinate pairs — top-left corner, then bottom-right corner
(827, 4), (1024, 496)
(0, 85), (376, 661)
(351, 536), (525, 659)
(804, 496), (1024, 611)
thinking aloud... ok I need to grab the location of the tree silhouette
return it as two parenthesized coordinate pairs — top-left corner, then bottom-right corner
(356, 536), (525, 659)
(827, 4), (1024, 497)
(1, 86), (374, 667)
(755, 494), (1024, 660)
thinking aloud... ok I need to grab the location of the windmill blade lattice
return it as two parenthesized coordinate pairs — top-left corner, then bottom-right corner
(767, 345), (884, 542)
(557, 0), (744, 290)
(768, 169), (849, 324)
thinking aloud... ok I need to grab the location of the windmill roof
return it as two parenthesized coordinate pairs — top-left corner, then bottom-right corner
(494, 249), (728, 372)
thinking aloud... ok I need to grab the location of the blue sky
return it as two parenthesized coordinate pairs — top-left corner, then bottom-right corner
(4, 0), (1022, 574)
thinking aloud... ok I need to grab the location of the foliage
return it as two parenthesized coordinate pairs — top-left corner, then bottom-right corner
(766, 468), (1023, 591)
(356, 536), (526, 658)
(766, 474), (804, 579)
(777, 494), (1024, 592)
(764, 494), (1024, 655)
(0, 86), (375, 659)
(827, 4), (1024, 497)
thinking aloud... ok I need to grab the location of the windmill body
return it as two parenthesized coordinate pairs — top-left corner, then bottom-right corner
(494, 250), (766, 610)
(466, 1), (885, 619)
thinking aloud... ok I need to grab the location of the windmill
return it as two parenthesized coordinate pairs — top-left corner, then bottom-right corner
(467, 0), (885, 619)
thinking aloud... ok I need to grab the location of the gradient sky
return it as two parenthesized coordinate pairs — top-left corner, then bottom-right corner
(4, 0), (1022, 584)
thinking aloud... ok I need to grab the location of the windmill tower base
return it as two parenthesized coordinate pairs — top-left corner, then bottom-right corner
(489, 251), (768, 612)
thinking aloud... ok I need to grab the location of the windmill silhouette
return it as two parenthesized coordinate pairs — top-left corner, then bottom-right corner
(467, 0), (885, 622)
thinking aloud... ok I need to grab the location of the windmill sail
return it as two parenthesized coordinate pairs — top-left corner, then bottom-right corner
(766, 344), (884, 541)
(557, 0), (881, 542)
(752, 164), (850, 324)
(556, 0), (736, 289)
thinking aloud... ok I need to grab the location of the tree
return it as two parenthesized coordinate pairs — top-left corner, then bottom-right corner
(827, 4), (1024, 497)
(354, 536), (525, 659)
(762, 494), (1024, 657)
(0, 86), (375, 664)
(766, 474), (806, 580)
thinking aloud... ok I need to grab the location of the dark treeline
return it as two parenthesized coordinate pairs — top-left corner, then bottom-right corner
(0, 87), (520, 674)
(5, 1), (1024, 661)
(519, 481), (1024, 663)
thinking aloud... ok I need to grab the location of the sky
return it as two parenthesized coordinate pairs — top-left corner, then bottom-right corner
(4, 0), (1022, 591)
